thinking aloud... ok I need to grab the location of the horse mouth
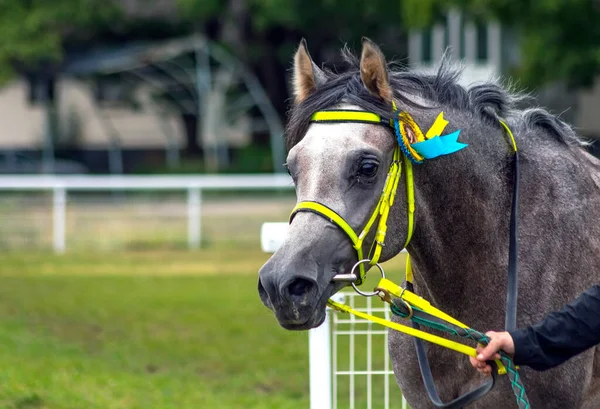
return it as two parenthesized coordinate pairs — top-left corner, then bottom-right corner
(280, 308), (327, 330)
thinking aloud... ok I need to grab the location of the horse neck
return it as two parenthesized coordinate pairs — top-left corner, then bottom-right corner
(403, 118), (515, 317)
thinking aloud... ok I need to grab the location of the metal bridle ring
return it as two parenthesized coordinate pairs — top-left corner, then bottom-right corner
(350, 259), (386, 297)
(393, 297), (414, 320)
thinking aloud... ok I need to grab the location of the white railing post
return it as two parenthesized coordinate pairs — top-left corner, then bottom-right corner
(260, 222), (288, 253)
(309, 310), (333, 409)
(187, 187), (202, 249)
(52, 186), (66, 254)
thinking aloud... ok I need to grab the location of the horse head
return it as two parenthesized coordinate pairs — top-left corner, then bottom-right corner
(258, 38), (408, 330)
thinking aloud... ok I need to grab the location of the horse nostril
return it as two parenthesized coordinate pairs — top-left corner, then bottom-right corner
(286, 277), (315, 298)
(258, 277), (273, 307)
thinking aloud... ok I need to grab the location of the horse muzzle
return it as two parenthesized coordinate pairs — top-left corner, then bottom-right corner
(257, 275), (329, 330)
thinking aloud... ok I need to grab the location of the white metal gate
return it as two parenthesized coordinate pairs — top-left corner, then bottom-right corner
(310, 292), (408, 409)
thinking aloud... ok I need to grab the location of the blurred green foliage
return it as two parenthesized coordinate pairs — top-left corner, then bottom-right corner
(0, 0), (600, 86)
(0, 1), (597, 101)
(403, 0), (600, 88)
(0, 0), (121, 82)
(0, 0), (405, 80)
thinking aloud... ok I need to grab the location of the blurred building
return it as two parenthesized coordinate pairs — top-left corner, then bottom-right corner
(0, 36), (283, 174)
(0, 78), (186, 174)
(408, 9), (600, 145)
(2, 10), (600, 175)
(408, 10), (510, 86)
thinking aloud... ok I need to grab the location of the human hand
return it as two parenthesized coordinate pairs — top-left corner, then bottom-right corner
(469, 331), (515, 375)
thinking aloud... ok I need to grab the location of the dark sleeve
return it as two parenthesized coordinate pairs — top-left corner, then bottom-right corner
(508, 284), (600, 371)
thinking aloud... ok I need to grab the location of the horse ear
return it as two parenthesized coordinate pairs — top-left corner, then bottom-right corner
(292, 39), (327, 104)
(360, 37), (392, 102)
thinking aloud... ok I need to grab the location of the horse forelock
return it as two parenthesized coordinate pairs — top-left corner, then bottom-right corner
(285, 49), (588, 151)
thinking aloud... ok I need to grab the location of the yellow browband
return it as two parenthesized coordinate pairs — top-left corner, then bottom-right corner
(290, 109), (414, 285)
(311, 110), (385, 124)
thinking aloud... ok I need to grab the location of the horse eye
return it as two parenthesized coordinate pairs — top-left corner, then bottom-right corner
(359, 162), (378, 177)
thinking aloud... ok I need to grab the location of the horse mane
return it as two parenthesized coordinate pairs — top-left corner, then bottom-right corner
(286, 47), (586, 151)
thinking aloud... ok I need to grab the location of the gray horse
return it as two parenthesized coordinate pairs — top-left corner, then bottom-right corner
(258, 38), (600, 408)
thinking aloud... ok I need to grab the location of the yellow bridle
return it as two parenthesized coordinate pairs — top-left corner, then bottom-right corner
(289, 107), (416, 285)
(288, 103), (516, 288)
(287, 106), (521, 379)
(286, 106), (525, 391)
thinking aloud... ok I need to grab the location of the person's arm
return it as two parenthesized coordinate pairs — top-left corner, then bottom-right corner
(509, 284), (600, 371)
(471, 284), (600, 373)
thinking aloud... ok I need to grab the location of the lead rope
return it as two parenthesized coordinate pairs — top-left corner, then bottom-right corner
(501, 119), (520, 332)
(390, 297), (530, 408)
(501, 119), (528, 407)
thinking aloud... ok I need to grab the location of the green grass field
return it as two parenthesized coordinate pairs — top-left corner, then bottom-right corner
(0, 249), (407, 409)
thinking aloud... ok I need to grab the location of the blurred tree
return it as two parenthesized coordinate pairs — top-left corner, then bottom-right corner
(177, 0), (409, 140)
(0, 0), (409, 101)
(402, 0), (600, 89)
(0, 0), (412, 161)
(0, 0), (123, 82)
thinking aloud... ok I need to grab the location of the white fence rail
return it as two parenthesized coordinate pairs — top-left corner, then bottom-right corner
(0, 174), (294, 253)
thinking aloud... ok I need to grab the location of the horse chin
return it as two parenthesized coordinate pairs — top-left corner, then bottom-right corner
(279, 309), (327, 331)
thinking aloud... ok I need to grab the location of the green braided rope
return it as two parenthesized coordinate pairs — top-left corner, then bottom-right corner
(391, 304), (530, 409)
